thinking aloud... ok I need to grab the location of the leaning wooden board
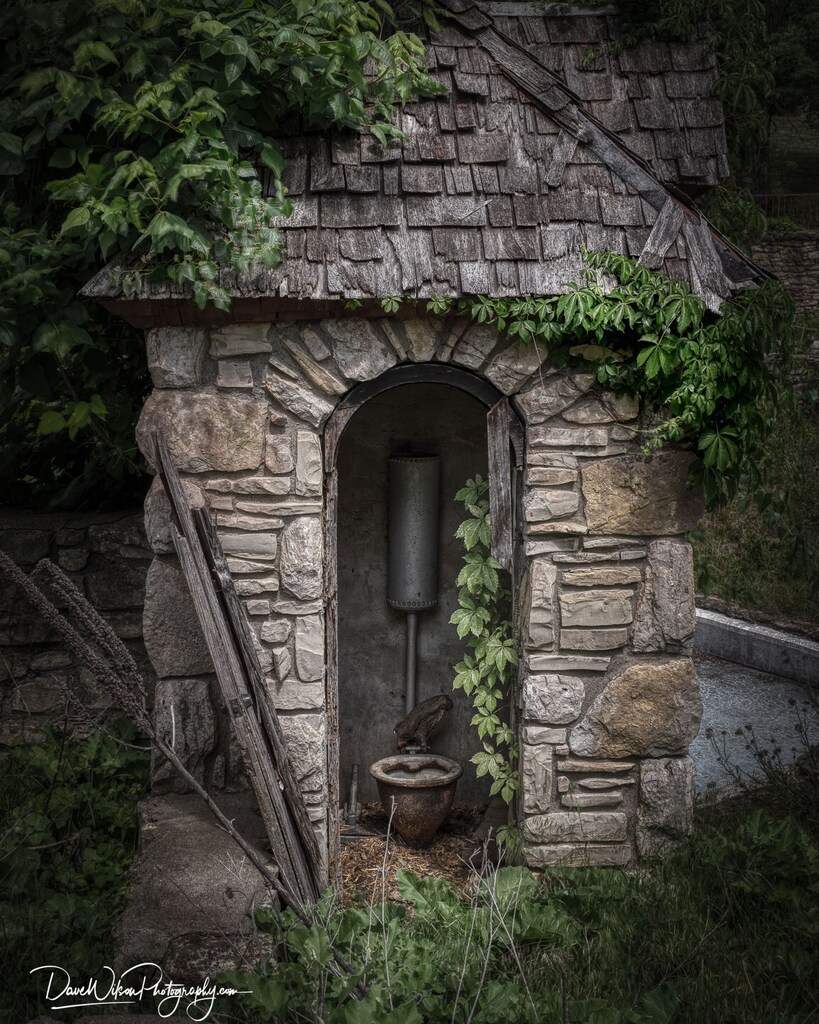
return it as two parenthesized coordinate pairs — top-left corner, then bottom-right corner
(152, 432), (322, 904)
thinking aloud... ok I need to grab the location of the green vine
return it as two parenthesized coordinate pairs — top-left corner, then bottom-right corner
(451, 475), (519, 805)
(418, 251), (793, 506)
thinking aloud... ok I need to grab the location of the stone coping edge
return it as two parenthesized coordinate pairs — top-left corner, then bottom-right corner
(694, 607), (819, 687)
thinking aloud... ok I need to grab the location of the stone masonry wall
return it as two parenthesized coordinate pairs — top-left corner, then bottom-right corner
(0, 510), (153, 745)
(752, 231), (819, 320)
(137, 316), (704, 868)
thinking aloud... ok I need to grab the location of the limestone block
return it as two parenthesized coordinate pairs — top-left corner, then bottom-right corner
(561, 627), (629, 650)
(272, 646), (292, 680)
(561, 791), (623, 809)
(526, 452), (578, 469)
(526, 843), (632, 867)
(522, 744), (553, 813)
(525, 466), (578, 486)
(562, 392), (640, 424)
(559, 589), (633, 628)
(483, 338), (544, 394)
(523, 488), (579, 522)
(144, 475), (206, 555)
(57, 546), (89, 572)
(0, 529), (50, 565)
(529, 426), (609, 448)
(219, 513), (285, 531)
(294, 615), (324, 682)
(524, 674), (585, 725)
(87, 517), (151, 558)
(210, 477), (291, 496)
(260, 619), (292, 643)
(300, 327), (331, 361)
(323, 319), (396, 381)
(581, 453), (704, 535)
(264, 434), (294, 475)
(235, 577), (279, 596)
(521, 725), (567, 744)
(525, 558), (556, 648)
(282, 338), (347, 395)
(216, 359), (254, 389)
(209, 324), (271, 358)
(269, 678), (325, 711)
(570, 659), (702, 759)
(265, 372), (335, 428)
(146, 327), (205, 388)
(85, 561), (147, 610)
(451, 322), (498, 368)
(402, 319), (441, 362)
(295, 431), (323, 497)
(562, 566), (642, 586)
(12, 676), (68, 713)
(29, 649), (72, 671)
(514, 373), (595, 423)
(143, 557), (213, 678)
(527, 519), (587, 535)
(151, 678), (216, 792)
(522, 811), (627, 843)
(528, 653), (610, 672)
(279, 712), (326, 792)
(279, 518), (323, 600)
(219, 532), (277, 560)
(137, 391), (267, 473)
(632, 539), (695, 652)
(637, 756), (695, 857)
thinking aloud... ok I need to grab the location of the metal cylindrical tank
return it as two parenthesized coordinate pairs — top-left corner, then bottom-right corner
(387, 454), (440, 611)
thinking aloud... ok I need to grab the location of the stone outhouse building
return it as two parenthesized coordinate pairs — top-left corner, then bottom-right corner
(85, 0), (768, 873)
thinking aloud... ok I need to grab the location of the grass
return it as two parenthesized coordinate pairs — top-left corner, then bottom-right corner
(0, 721), (149, 1024)
(217, 760), (819, 1024)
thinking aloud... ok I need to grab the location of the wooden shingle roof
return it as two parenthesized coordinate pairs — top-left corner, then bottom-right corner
(85, 1), (768, 321)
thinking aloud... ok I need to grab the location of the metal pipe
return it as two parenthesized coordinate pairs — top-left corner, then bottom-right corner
(346, 764), (359, 826)
(405, 611), (418, 715)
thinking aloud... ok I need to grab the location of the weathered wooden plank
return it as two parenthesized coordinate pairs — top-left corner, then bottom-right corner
(172, 531), (310, 900)
(154, 434), (320, 902)
(324, 463), (341, 888)
(487, 398), (514, 573)
(639, 196), (685, 269)
(193, 508), (324, 890)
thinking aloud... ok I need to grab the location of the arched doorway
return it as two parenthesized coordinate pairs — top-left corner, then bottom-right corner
(323, 364), (523, 873)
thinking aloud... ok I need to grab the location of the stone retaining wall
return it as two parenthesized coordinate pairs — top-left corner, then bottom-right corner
(137, 316), (705, 868)
(0, 510), (152, 745)
(752, 231), (819, 320)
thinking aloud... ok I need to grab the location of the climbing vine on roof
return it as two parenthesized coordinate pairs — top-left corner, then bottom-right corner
(0, 0), (440, 507)
(422, 250), (793, 505)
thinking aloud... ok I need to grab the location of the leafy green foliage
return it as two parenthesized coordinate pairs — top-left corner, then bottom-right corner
(451, 475), (518, 804)
(436, 251), (793, 506)
(0, 0), (439, 506)
(0, 721), (150, 1024)
(217, 805), (819, 1023)
(692, 358), (819, 619)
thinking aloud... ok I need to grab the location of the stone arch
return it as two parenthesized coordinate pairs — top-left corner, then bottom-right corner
(137, 313), (704, 878)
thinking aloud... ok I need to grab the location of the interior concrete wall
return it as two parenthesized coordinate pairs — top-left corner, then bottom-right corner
(337, 383), (494, 806)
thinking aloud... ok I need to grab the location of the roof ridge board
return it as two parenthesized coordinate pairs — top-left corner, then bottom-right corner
(439, 0), (767, 285)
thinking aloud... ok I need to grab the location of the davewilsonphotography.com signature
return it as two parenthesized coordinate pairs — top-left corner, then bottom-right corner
(30, 963), (251, 1020)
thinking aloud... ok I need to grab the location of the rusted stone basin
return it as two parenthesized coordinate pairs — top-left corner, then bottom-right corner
(370, 754), (463, 847)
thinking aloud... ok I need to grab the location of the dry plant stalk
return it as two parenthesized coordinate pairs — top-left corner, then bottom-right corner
(0, 550), (365, 996)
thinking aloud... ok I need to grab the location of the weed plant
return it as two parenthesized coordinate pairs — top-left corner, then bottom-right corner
(219, 787), (819, 1023)
(0, 720), (149, 1024)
